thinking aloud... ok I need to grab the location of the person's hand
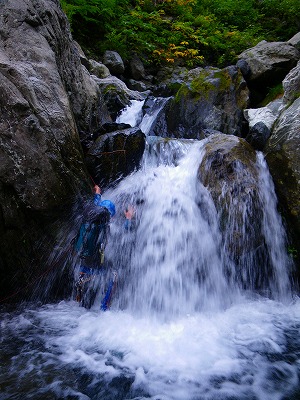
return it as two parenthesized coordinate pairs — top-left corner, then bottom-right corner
(94, 185), (101, 194)
(124, 205), (135, 220)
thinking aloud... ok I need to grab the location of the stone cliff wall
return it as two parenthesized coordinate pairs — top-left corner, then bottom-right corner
(0, 0), (106, 300)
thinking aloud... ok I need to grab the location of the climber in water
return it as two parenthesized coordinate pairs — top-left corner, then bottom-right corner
(74, 184), (116, 309)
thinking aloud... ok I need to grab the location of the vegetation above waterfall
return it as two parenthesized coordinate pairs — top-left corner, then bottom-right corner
(60, 0), (300, 68)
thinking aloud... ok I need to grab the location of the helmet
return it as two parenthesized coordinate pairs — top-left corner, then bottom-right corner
(100, 200), (116, 217)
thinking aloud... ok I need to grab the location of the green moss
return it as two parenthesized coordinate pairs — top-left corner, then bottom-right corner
(168, 82), (182, 94)
(190, 71), (214, 99)
(259, 83), (283, 107)
(102, 85), (118, 95)
(174, 84), (190, 103)
(173, 71), (214, 102)
(288, 246), (298, 259)
(214, 70), (232, 91)
(175, 69), (232, 103)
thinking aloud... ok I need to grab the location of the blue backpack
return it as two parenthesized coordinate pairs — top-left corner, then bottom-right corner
(75, 207), (110, 258)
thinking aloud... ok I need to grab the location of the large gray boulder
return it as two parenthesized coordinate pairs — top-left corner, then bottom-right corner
(94, 75), (148, 120)
(197, 134), (270, 291)
(265, 96), (300, 243)
(288, 32), (300, 51)
(282, 60), (300, 104)
(160, 66), (249, 139)
(0, 0), (107, 300)
(237, 40), (299, 103)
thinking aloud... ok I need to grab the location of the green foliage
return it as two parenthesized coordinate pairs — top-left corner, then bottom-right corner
(59, 0), (300, 68)
(198, 0), (261, 30)
(61, 0), (116, 25)
(257, 0), (300, 40)
(60, 0), (117, 51)
(288, 246), (298, 259)
(259, 84), (284, 107)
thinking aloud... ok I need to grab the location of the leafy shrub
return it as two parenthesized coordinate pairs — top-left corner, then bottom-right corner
(60, 0), (300, 68)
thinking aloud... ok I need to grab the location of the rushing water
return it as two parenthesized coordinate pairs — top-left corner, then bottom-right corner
(1, 100), (299, 400)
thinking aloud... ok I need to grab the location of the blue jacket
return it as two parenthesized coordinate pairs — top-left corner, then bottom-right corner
(94, 193), (102, 206)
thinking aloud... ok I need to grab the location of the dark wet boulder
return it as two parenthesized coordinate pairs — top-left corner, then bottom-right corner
(197, 134), (270, 290)
(129, 54), (146, 80)
(86, 128), (146, 186)
(99, 122), (132, 134)
(94, 75), (147, 121)
(103, 50), (125, 76)
(153, 66), (189, 96)
(245, 121), (271, 151)
(161, 66), (249, 139)
(127, 79), (148, 92)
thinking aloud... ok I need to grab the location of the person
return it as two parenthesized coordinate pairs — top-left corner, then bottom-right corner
(124, 204), (135, 232)
(75, 185), (116, 309)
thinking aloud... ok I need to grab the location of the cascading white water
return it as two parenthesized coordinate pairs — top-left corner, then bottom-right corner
(116, 99), (145, 127)
(139, 97), (170, 135)
(107, 141), (236, 318)
(1, 98), (299, 400)
(105, 99), (292, 319)
(256, 152), (293, 299)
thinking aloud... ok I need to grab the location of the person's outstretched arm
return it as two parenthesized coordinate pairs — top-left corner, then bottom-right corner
(93, 185), (102, 206)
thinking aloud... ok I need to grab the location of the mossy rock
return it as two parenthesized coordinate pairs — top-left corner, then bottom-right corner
(198, 134), (265, 283)
(165, 66), (249, 138)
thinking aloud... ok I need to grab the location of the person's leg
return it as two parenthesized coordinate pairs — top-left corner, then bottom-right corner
(75, 264), (95, 306)
(82, 284), (97, 309)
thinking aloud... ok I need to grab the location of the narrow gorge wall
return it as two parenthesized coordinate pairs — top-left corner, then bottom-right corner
(0, 0), (106, 300)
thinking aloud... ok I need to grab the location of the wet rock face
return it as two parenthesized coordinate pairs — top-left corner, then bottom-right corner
(163, 66), (249, 139)
(266, 97), (300, 241)
(86, 128), (146, 187)
(264, 58), (300, 260)
(197, 134), (270, 289)
(237, 40), (300, 104)
(282, 60), (300, 104)
(0, 0), (105, 299)
(0, 0), (109, 210)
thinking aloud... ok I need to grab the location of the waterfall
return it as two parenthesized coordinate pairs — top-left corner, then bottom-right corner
(256, 152), (293, 298)
(139, 97), (170, 135)
(107, 142), (235, 318)
(2, 98), (299, 400)
(103, 100), (293, 319)
(116, 99), (145, 127)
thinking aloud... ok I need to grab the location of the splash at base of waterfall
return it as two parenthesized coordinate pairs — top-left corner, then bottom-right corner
(1, 298), (300, 400)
